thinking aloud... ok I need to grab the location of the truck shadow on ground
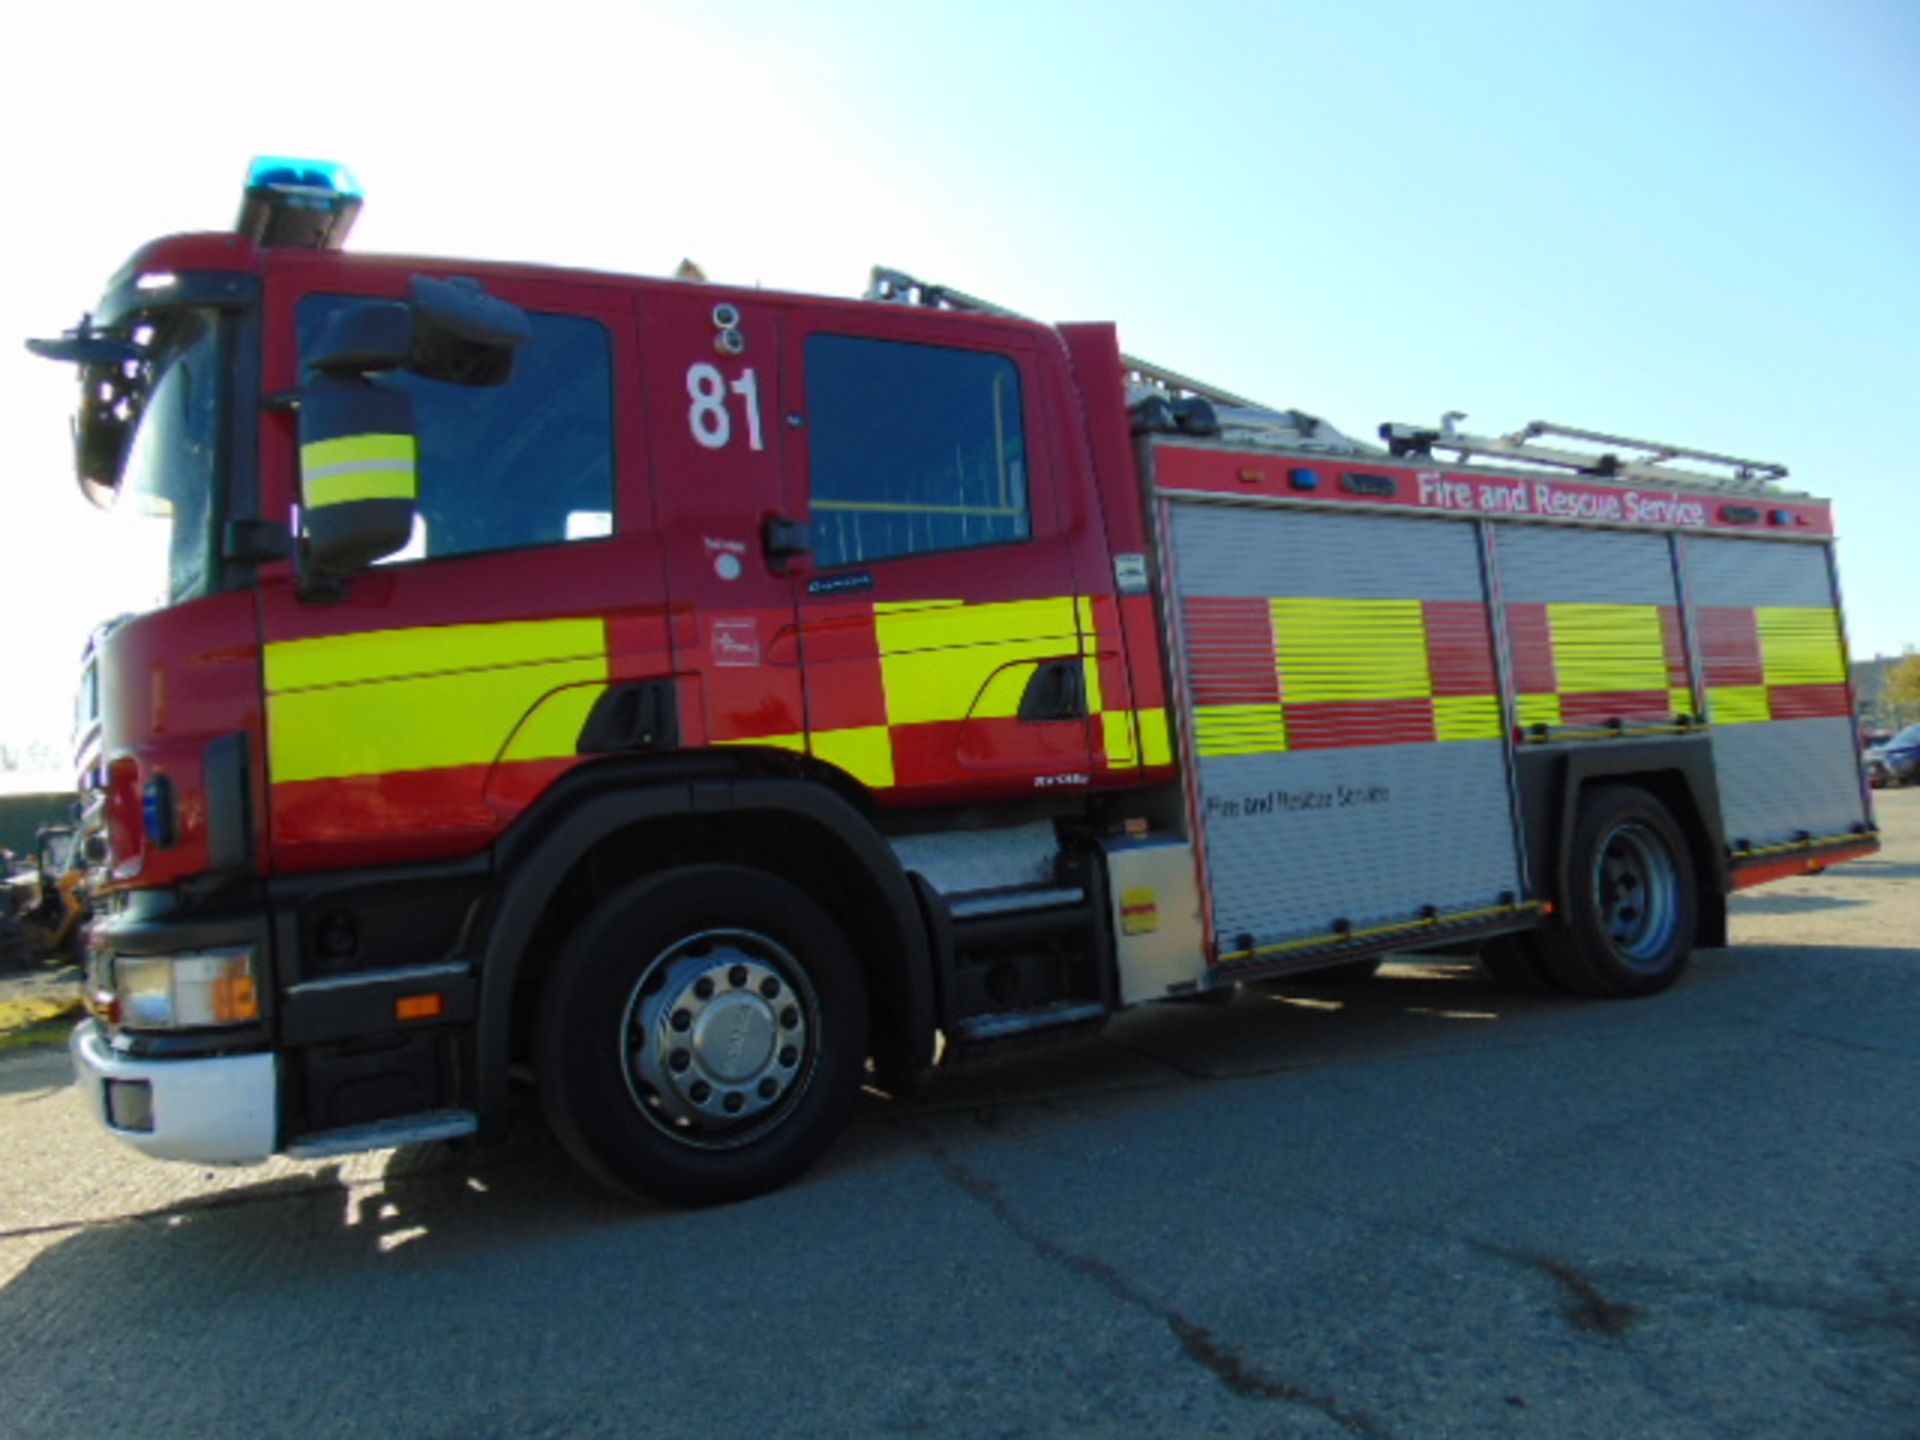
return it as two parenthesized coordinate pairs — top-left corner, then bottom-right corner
(3, 941), (1913, 1396)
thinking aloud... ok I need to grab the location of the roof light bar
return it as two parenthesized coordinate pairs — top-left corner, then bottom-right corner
(236, 155), (363, 251)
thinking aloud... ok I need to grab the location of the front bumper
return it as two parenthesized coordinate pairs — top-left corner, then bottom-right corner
(70, 1019), (277, 1164)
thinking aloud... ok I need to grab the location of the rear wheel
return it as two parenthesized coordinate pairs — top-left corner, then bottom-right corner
(536, 865), (869, 1206)
(1530, 785), (1698, 998)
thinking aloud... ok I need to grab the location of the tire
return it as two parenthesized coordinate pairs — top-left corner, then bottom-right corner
(535, 865), (869, 1207)
(1532, 785), (1698, 998)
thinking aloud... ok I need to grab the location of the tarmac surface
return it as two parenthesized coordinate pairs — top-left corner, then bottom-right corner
(1, 789), (1915, 1438)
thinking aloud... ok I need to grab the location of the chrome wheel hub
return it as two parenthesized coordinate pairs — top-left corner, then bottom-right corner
(621, 930), (815, 1147)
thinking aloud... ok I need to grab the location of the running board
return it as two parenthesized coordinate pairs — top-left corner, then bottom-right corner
(287, 1109), (479, 1159)
(949, 885), (1086, 920)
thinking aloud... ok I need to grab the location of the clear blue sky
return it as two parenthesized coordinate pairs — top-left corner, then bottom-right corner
(1, 0), (1914, 761)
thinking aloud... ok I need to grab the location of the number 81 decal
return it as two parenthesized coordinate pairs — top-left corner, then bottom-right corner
(686, 363), (764, 452)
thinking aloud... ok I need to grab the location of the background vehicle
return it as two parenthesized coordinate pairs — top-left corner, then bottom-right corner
(32, 159), (1879, 1205)
(1865, 723), (1920, 787)
(0, 825), (88, 967)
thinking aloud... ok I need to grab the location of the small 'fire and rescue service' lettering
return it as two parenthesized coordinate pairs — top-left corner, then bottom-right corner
(1206, 783), (1390, 821)
(1415, 472), (1707, 528)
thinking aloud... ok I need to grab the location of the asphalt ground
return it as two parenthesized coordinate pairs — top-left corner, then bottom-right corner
(2, 790), (1915, 1438)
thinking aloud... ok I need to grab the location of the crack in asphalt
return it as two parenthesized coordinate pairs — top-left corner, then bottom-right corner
(927, 1144), (1389, 1437)
(1466, 1242), (1644, 1337)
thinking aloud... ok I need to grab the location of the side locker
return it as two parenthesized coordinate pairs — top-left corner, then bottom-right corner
(1166, 502), (1524, 966)
(1493, 525), (1692, 734)
(1684, 536), (1868, 852)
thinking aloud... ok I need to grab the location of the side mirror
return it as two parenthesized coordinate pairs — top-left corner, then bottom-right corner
(408, 276), (531, 386)
(297, 376), (418, 576)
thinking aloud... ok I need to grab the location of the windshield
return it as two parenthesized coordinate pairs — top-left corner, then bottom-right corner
(103, 311), (224, 610)
(1890, 724), (1920, 749)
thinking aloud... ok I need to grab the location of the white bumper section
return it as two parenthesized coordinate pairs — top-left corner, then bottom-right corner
(70, 1021), (278, 1164)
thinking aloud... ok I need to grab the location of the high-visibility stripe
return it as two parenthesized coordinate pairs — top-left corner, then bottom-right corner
(1271, 598), (1431, 702)
(874, 597), (1079, 727)
(1433, 694), (1503, 742)
(1547, 603), (1666, 694)
(1218, 899), (1546, 963)
(1756, 607), (1845, 686)
(265, 618), (609, 784)
(968, 661), (1042, 721)
(1709, 685), (1771, 725)
(1516, 693), (1562, 728)
(501, 683), (607, 763)
(266, 618), (606, 692)
(304, 468), (417, 508)
(269, 654), (608, 783)
(1193, 704), (1288, 757)
(1137, 708), (1173, 766)
(810, 725), (894, 788)
(300, 433), (418, 508)
(1101, 709), (1138, 767)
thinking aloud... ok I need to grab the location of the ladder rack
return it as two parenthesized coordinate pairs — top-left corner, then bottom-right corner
(866, 269), (1790, 494)
(866, 266), (1268, 411)
(1381, 413), (1790, 493)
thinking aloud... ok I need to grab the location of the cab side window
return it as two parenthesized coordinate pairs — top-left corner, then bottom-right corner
(805, 335), (1030, 569)
(296, 295), (616, 561)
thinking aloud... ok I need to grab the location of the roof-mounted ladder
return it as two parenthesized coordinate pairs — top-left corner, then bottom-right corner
(1381, 413), (1790, 493)
(866, 266), (1267, 411)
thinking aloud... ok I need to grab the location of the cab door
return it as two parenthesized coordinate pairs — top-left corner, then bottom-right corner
(778, 310), (1093, 806)
(256, 260), (665, 874)
(635, 288), (804, 760)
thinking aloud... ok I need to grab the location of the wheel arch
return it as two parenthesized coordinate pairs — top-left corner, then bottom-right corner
(1516, 736), (1729, 950)
(475, 764), (936, 1132)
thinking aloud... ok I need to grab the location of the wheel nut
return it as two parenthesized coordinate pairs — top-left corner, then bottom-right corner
(694, 978), (715, 1000)
(759, 977), (780, 999)
(778, 1045), (798, 1067)
(670, 1009), (691, 1033)
(670, 1050), (691, 1072)
(724, 1092), (745, 1114)
(758, 1078), (778, 1099)
(728, 964), (748, 987)
(780, 1006), (800, 1030)
(691, 1081), (712, 1103)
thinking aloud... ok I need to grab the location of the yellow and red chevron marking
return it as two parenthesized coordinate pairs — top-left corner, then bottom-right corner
(1697, 605), (1849, 725)
(715, 593), (1172, 793)
(1507, 602), (1690, 728)
(1182, 597), (1502, 755)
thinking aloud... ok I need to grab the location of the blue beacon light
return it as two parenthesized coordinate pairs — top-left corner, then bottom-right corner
(235, 155), (364, 251)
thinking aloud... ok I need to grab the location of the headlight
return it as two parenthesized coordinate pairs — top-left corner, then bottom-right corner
(113, 951), (261, 1029)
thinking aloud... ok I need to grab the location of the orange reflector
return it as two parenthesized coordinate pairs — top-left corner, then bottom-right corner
(396, 993), (444, 1022)
(1237, 468), (1266, 484)
(1540, 901), (1556, 916)
(213, 974), (261, 1024)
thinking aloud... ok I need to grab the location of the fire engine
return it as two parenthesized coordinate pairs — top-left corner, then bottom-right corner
(30, 159), (1878, 1204)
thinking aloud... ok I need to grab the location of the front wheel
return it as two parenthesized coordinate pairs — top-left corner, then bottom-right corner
(535, 865), (869, 1206)
(1532, 785), (1699, 998)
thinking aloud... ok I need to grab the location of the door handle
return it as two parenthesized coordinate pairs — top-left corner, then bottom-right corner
(762, 513), (812, 563)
